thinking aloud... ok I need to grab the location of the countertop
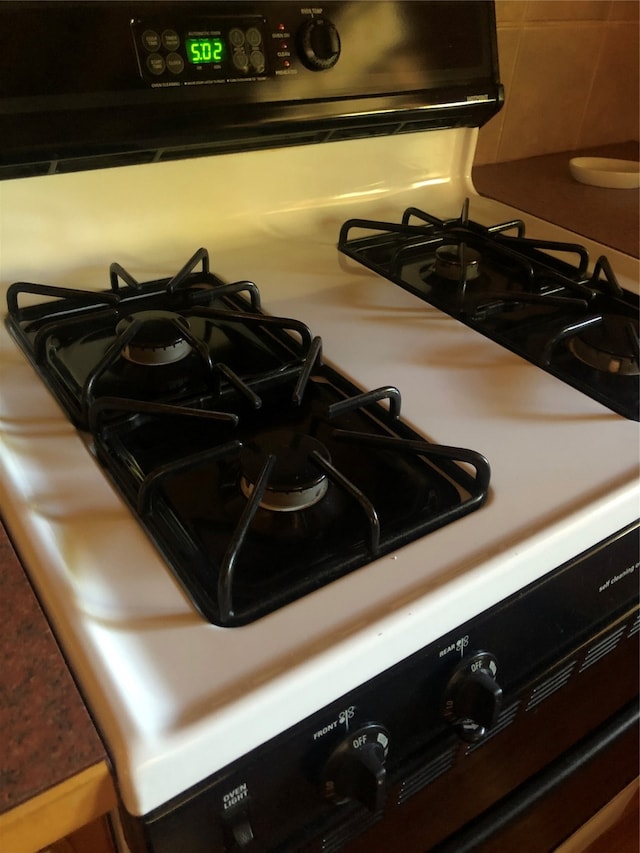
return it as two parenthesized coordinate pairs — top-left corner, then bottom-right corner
(0, 519), (115, 853)
(473, 141), (640, 259)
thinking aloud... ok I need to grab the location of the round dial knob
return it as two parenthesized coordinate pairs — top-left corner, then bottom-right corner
(442, 652), (503, 743)
(297, 17), (341, 70)
(321, 723), (389, 812)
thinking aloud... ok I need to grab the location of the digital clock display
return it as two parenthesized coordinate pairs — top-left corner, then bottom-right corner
(185, 37), (225, 64)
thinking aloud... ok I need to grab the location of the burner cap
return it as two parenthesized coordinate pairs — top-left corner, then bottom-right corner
(240, 431), (331, 512)
(435, 244), (481, 282)
(568, 315), (639, 376)
(116, 310), (192, 365)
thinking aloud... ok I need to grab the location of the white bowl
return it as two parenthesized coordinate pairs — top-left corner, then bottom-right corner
(569, 157), (640, 189)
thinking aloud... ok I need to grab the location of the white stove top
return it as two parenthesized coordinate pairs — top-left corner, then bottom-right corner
(0, 128), (638, 815)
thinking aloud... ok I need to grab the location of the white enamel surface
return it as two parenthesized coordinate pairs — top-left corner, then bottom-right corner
(0, 129), (638, 815)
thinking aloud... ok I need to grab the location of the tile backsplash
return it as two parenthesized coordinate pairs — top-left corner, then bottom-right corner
(475, 0), (640, 164)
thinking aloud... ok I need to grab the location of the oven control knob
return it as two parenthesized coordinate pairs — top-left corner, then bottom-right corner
(321, 724), (389, 812)
(297, 18), (341, 70)
(442, 652), (502, 743)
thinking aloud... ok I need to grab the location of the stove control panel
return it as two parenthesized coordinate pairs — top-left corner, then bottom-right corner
(122, 523), (639, 853)
(131, 8), (341, 88)
(132, 15), (271, 85)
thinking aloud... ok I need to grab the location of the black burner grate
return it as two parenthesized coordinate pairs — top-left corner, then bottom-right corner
(5, 248), (491, 625)
(339, 200), (639, 421)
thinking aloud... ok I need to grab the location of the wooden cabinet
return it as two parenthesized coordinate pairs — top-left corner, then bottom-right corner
(45, 814), (115, 853)
(556, 778), (639, 853)
(0, 761), (116, 853)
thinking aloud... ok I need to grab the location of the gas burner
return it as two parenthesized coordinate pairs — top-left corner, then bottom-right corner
(116, 310), (193, 365)
(240, 431), (331, 512)
(339, 199), (640, 421)
(6, 247), (491, 624)
(568, 315), (640, 376)
(435, 244), (482, 281)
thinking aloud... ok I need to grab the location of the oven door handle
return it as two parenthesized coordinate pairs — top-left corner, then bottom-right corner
(433, 699), (639, 853)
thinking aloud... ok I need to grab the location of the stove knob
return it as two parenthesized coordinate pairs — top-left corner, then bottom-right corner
(442, 652), (503, 743)
(297, 18), (341, 70)
(321, 724), (389, 812)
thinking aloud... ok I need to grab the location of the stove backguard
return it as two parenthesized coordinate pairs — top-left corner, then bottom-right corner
(0, 0), (502, 179)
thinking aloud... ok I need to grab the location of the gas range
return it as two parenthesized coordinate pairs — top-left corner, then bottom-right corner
(1, 144), (638, 850)
(0, 2), (638, 852)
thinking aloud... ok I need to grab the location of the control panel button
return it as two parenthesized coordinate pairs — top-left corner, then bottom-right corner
(442, 652), (503, 742)
(141, 29), (161, 52)
(162, 29), (180, 51)
(250, 50), (265, 73)
(246, 27), (262, 48)
(321, 724), (389, 812)
(232, 51), (250, 72)
(229, 27), (245, 48)
(166, 52), (185, 75)
(146, 53), (165, 76)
